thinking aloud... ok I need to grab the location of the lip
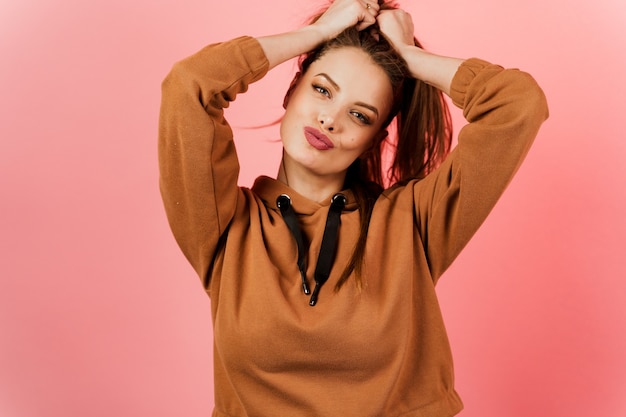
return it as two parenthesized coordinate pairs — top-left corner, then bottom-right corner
(304, 127), (334, 150)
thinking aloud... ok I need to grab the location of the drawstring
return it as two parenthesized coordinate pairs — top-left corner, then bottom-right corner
(276, 193), (347, 306)
(310, 194), (346, 306)
(276, 194), (310, 295)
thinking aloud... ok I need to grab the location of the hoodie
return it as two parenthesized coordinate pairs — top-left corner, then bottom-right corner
(158, 36), (548, 417)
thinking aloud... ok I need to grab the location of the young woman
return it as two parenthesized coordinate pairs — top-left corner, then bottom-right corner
(158, 0), (548, 415)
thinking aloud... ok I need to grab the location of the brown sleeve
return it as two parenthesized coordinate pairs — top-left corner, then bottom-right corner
(158, 36), (269, 283)
(413, 58), (549, 282)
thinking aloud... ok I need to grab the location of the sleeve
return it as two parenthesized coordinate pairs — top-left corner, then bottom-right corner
(158, 36), (269, 284)
(412, 58), (549, 282)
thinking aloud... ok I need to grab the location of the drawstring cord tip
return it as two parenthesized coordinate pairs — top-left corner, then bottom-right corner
(309, 284), (321, 306)
(300, 271), (311, 295)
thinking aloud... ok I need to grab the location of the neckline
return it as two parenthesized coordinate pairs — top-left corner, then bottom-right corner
(252, 176), (358, 215)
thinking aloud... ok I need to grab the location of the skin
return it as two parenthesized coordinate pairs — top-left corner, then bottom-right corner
(278, 47), (393, 202)
(256, 0), (464, 202)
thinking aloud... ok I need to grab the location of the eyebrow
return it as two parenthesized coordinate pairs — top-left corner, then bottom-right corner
(315, 73), (380, 117)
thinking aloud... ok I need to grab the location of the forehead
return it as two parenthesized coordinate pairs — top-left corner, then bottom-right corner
(306, 47), (393, 105)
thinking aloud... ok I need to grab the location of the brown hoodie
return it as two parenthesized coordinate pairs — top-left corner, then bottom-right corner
(158, 36), (548, 417)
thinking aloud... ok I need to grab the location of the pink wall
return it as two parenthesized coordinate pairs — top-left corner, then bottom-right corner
(1, 0), (624, 416)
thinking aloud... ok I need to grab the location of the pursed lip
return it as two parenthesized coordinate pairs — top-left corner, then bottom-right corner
(304, 127), (334, 150)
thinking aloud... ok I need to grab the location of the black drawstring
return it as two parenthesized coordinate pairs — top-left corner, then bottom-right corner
(277, 194), (310, 295)
(276, 193), (346, 306)
(310, 194), (346, 306)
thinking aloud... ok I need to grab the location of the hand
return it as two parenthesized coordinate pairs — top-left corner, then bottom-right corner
(257, 0), (381, 70)
(377, 8), (463, 95)
(376, 9), (418, 53)
(313, 0), (380, 40)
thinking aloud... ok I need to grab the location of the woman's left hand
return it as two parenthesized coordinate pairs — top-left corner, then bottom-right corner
(377, 8), (463, 95)
(376, 9), (417, 54)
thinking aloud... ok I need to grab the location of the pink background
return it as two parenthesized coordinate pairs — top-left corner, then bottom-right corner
(1, 0), (625, 416)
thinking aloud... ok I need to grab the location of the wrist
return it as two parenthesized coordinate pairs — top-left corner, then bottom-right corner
(401, 47), (463, 96)
(257, 25), (328, 70)
(308, 20), (343, 44)
(299, 24), (331, 47)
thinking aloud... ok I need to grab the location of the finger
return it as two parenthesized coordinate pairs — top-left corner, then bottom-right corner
(363, 1), (380, 15)
(355, 13), (377, 31)
(369, 26), (380, 41)
(356, 1), (378, 30)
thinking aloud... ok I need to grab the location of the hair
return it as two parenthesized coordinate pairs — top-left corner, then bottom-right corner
(285, 1), (453, 290)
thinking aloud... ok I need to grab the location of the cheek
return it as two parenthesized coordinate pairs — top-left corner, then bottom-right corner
(282, 92), (308, 127)
(285, 84), (310, 112)
(281, 101), (301, 134)
(343, 134), (375, 154)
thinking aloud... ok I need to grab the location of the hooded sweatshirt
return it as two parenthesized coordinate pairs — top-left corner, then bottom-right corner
(158, 36), (549, 417)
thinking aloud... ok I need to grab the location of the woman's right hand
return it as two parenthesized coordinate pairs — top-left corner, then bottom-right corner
(258, 0), (380, 70)
(313, 0), (380, 41)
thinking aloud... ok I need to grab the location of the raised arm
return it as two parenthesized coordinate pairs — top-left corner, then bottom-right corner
(158, 37), (269, 282)
(378, 9), (549, 281)
(159, 0), (383, 283)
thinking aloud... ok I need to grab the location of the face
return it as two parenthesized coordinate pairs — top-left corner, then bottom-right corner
(280, 47), (393, 181)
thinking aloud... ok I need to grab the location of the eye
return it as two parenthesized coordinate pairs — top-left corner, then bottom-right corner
(313, 84), (330, 97)
(351, 111), (371, 125)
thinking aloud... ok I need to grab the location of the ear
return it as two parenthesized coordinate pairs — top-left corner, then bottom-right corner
(282, 71), (301, 109)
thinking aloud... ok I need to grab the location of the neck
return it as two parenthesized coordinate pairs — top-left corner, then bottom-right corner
(277, 155), (346, 203)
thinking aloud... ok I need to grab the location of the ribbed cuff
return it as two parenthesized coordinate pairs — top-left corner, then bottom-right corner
(449, 57), (491, 109)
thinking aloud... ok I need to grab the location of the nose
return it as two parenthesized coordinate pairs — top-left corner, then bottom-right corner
(318, 111), (337, 132)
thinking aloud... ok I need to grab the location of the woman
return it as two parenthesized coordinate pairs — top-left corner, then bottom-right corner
(158, 0), (548, 415)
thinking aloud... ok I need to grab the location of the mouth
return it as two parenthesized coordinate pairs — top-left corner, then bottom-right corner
(304, 127), (334, 150)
